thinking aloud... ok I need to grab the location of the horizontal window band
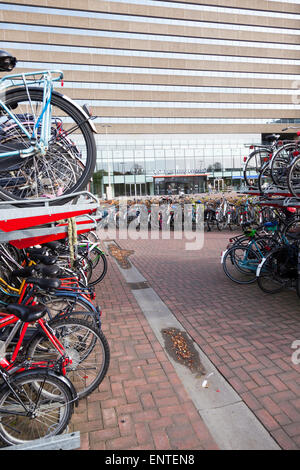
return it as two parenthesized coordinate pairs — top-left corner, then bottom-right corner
(2, 0), (300, 21)
(1, 4), (300, 35)
(10, 60), (300, 80)
(74, 100), (300, 109)
(36, 79), (300, 94)
(2, 41), (299, 66)
(1, 25), (300, 49)
(90, 117), (300, 124)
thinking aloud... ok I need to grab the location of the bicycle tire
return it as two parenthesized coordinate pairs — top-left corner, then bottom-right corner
(270, 142), (297, 189)
(40, 294), (100, 328)
(222, 245), (261, 284)
(257, 160), (273, 195)
(0, 87), (96, 202)
(87, 249), (108, 286)
(243, 148), (270, 189)
(256, 248), (292, 294)
(26, 318), (110, 400)
(287, 155), (300, 199)
(0, 369), (74, 446)
(282, 217), (300, 238)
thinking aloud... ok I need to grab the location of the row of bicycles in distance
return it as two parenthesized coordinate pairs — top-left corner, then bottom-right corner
(0, 50), (111, 446)
(97, 195), (271, 232)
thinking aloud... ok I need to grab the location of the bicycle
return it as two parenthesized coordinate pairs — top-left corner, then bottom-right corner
(0, 363), (77, 446)
(243, 134), (282, 190)
(0, 50), (97, 202)
(0, 278), (110, 400)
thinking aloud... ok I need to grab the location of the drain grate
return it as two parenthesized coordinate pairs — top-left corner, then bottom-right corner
(128, 281), (149, 290)
(162, 327), (206, 375)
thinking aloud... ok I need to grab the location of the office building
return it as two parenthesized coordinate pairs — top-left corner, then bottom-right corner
(1, 0), (300, 196)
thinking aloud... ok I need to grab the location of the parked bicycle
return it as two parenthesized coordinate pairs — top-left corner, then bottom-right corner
(0, 50), (97, 201)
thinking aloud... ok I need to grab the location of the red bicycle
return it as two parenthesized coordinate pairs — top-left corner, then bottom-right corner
(0, 283), (110, 400)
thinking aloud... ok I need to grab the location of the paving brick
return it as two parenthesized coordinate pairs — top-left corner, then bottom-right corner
(117, 230), (300, 449)
(71, 229), (300, 450)
(152, 429), (171, 450)
(102, 408), (118, 428)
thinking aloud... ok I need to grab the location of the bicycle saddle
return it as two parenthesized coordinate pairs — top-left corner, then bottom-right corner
(11, 266), (35, 278)
(26, 277), (61, 290)
(27, 247), (47, 256)
(11, 264), (60, 279)
(33, 264), (61, 277)
(42, 241), (64, 251)
(0, 50), (17, 71)
(29, 254), (58, 265)
(6, 304), (48, 322)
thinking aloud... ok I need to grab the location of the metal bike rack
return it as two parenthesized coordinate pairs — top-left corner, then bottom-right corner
(0, 191), (99, 247)
(238, 186), (300, 209)
(0, 192), (102, 449)
(0, 431), (80, 451)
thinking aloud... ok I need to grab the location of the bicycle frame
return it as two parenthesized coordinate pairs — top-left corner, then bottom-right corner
(0, 69), (63, 158)
(0, 310), (68, 374)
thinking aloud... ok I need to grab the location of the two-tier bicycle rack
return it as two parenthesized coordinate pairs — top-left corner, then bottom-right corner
(0, 191), (100, 248)
(238, 185), (300, 210)
(0, 190), (102, 450)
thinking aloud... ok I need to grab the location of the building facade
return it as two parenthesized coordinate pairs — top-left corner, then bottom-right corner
(1, 0), (300, 196)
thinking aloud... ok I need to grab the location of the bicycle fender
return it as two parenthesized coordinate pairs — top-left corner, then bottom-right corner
(4, 87), (98, 134)
(0, 368), (79, 406)
(48, 369), (79, 406)
(58, 91), (98, 134)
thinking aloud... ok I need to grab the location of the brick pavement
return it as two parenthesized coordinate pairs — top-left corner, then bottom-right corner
(117, 229), (300, 450)
(69, 240), (218, 450)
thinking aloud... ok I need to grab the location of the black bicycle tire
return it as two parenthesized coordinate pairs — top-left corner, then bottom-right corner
(0, 87), (96, 203)
(256, 248), (291, 294)
(287, 155), (300, 199)
(271, 142), (297, 189)
(257, 160), (272, 195)
(282, 217), (300, 238)
(88, 250), (108, 286)
(243, 148), (270, 188)
(0, 369), (74, 446)
(40, 294), (99, 328)
(222, 245), (260, 284)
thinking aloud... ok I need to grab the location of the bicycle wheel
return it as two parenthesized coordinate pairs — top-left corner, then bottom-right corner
(287, 155), (300, 199)
(40, 295), (99, 327)
(283, 217), (300, 238)
(271, 143), (297, 189)
(257, 160), (273, 195)
(256, 249), (293, 294)
(26, 318), (110, 400)
(222, 245), (261, 284)
(87, 248), (108, 286)
(0, 87), (96, 201)
(0, 369), (74, 446)
(243, 149), (270, 189)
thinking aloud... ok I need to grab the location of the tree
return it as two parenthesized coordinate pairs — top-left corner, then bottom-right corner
(92, 169), (107, 194)
(131, 163), (144, 174)
(207, 161), (222, 172)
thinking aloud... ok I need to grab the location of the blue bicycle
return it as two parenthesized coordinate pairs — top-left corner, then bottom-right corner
(0, 50), (97, 201)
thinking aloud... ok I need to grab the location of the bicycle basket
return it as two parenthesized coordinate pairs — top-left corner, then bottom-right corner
(0, 50), (17, 71)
